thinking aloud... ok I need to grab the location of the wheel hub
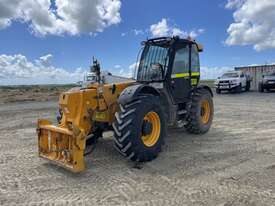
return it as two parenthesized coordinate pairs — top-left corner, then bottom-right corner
(141, 111), (161, 147)
(142, 120), (153, 136)
(201, 100), (211, 124)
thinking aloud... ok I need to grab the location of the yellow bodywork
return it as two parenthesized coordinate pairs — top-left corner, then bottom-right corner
(37, 81), (134, 172)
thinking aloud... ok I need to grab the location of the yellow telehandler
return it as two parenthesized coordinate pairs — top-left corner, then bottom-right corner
(37, 36), (214, 172)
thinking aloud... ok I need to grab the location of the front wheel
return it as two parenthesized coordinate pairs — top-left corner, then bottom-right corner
(216, 88), (221, 94)
(235, 84), (242, 93)
(113, 95), (166, 162)
(185, 89), (214, 134)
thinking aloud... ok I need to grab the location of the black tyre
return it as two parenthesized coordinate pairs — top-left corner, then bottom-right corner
(113, 95), (166, 162)
(86, 129), (103, 145)
(185, 89), (214, 134)
(245, 82), (250, 91)
(216, 88), (221, 94)
(57, 108), (102, 146)
(258, 83), (264, 93)
(235, 84), (242, 93)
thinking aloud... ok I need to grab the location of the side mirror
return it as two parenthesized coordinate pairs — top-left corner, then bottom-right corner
(197, 43), (204, 52)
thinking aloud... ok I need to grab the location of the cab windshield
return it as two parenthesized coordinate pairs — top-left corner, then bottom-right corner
(137, 45), (169, 82)
(222, 73), (239, 78)
(86, 76), (96, 81)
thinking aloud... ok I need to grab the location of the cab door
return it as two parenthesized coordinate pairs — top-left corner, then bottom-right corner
(240, 72), (247, 87)
(169, 44), (192, 103)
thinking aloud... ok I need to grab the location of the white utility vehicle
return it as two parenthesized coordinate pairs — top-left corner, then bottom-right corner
(214, 71), (251, 94)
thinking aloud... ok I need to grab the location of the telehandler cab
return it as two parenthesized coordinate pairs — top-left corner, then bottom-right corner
(37, 36), (214, 172)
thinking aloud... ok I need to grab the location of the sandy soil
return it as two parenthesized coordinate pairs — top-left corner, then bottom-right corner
(0, 92), (275, 205)
(0, 85), (73, 104)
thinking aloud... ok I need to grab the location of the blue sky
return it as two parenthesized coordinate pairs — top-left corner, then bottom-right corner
(0, 0), (275, 84)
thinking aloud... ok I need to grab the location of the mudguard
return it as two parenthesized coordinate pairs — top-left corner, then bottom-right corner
(118, 84), (160, 105)
(196, 85), (213, 97)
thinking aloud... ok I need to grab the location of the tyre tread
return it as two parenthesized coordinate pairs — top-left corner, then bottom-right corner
(113, 95), (165, 162)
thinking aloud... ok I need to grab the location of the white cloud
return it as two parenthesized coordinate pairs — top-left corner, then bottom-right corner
(225, 0), (275, 51)
(114, 65), (122, 69)
(150, 18), (170, 37)
(0, 54), (84, 85)
(150, 18), (204, 39)
(0, 18), (10, 28)
(189, 29), (205, 39)
(129, 62), (139, 70)
(116, 62), (139, 78)
(201, 66), (232, 80)
(38, 54), (53, 67)
(129, 62), (139, 78)
(119, 68), (124, 75)
(0, 0), (122, 36)
(171, 28), (187, 37)
(225, 0), (245, 9)
(133, 29), (144, 36)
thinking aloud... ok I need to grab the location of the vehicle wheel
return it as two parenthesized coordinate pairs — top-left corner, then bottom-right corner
(86, 129), (103, 145)
(258, 83), (264, 93)
(216, 88), (221, 94)
(185, 89), (214, 134)
(245, 82), (250, 91)
(113, 95), (166, 162)
(236, 84), (242, 93)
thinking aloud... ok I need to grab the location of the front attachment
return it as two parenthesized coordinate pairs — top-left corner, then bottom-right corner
(37, 119), (86, 172)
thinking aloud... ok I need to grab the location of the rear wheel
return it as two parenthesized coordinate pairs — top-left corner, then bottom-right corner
(113, 95), (166, 162)
(185, 89), (214, 134)
(258, 83), (264, 92)
(245, 81), (250, 91)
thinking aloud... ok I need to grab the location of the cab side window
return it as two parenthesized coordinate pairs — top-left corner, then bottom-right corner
(191, 45), (200, 73)
(172, 45), (189, 75)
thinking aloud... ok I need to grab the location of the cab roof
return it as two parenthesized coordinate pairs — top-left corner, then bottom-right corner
(142, 36), (203, 52)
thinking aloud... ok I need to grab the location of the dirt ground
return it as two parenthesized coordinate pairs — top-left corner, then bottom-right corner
(0, 85), (74, 104)
(0, 91), (275, 206)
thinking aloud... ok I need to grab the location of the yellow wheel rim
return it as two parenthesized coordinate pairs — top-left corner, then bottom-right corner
(141, 111), (161, 147)
(201, 99), (211, 124)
